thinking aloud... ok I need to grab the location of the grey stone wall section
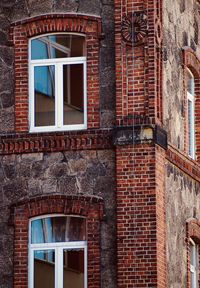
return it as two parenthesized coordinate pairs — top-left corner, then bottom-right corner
(166, 164), (200, 288)
(100, 1), (116, 128)
(164, 2), (200, 285)
(0, 4), (15, 132)
(0, 150), (116, 288)
(163, 0), (200, 149)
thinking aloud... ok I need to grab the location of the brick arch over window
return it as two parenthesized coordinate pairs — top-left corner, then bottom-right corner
(10, 195), (104, 288)
(186, 218), (200, 288)
(10, 14), (102, 132)
(183, 47), (200, 161)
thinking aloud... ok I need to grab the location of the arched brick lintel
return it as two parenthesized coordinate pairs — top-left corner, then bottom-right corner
(186, 217), (200, 243)
(11, 194), (104, 223)
(183, 47), (200, 78)
(10, 13), (102, 39)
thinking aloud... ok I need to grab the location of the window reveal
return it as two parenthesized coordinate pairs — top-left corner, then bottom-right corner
(29, 34), (87, 132)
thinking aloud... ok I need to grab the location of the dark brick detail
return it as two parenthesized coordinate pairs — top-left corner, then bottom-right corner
(0, 129), (112, 155)
(114, 125), (154, 145)
(114, 124), (167, 147)
(154, 125), (168, 150)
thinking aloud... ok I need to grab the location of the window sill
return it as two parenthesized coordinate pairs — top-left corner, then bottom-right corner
(29, 124), (87, 133)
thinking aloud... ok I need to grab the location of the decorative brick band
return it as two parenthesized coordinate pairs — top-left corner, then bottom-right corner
(11, 194), (104, 288)
(0, 129), (112, 155)
(167, 144), (200, 181)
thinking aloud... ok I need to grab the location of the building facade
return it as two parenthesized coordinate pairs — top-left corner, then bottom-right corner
(0, 0), (200, 287)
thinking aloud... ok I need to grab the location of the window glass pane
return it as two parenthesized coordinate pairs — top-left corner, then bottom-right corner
(34, 65), (55, 127)
(34, 250), (55, 288)
(31, 35), (85, 60)
(188, 99), (194, 156)
(63, 64), (84, 125)
(31, 217), (86, 244)
(63, 249), (84, 288)
(191, 271), (195, 288)
(187, 70), (195, 95)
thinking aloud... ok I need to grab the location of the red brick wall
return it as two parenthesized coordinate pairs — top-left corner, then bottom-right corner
(116, 144), (157, 287)
(115, 0), (163, 127)
(114, 0), (166, 287)
(10, 14), (101, 132)
(116, 144), (166, 288)
(11, 195), (103, 288)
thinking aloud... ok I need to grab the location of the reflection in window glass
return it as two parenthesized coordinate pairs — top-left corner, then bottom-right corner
(63, 64), (84, 125)
(190, 241), (198, 288)
(30, 34), (86, 132)
(188, 99), (193, 157)
(31, 216), (86, 244)
(34, 65), (55, 127)
(63, 249), (84, 288)
(30, 216), (87, 288)
(34, 250), (55, 288)
(187, 69), (195, 159)
(187, 70), (195, 95)
(31, 35), (85, 60)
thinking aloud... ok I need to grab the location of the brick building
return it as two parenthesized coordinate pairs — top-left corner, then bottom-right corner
(0, 0), (200, 287)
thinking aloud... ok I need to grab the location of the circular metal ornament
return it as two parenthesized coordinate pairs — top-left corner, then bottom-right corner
(121, 12), (147, 46)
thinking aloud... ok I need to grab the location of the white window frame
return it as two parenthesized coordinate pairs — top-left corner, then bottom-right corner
(28, 214), (87, 288)
(187, 68), (195, 159)
(29, 33), (87, 133)
(190, 239), (198, 288)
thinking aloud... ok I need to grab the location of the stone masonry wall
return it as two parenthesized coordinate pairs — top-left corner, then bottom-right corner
(166, 163), (200, 287)
(164, 1), (200, 286)
(163, 0), (200, 149)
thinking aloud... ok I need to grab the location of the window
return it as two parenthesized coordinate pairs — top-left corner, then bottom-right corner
(29, 215), (87, 288)
(29, 34), (87, 132)
(190, 239), (198, 288)
(187, 69), (195, 159)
